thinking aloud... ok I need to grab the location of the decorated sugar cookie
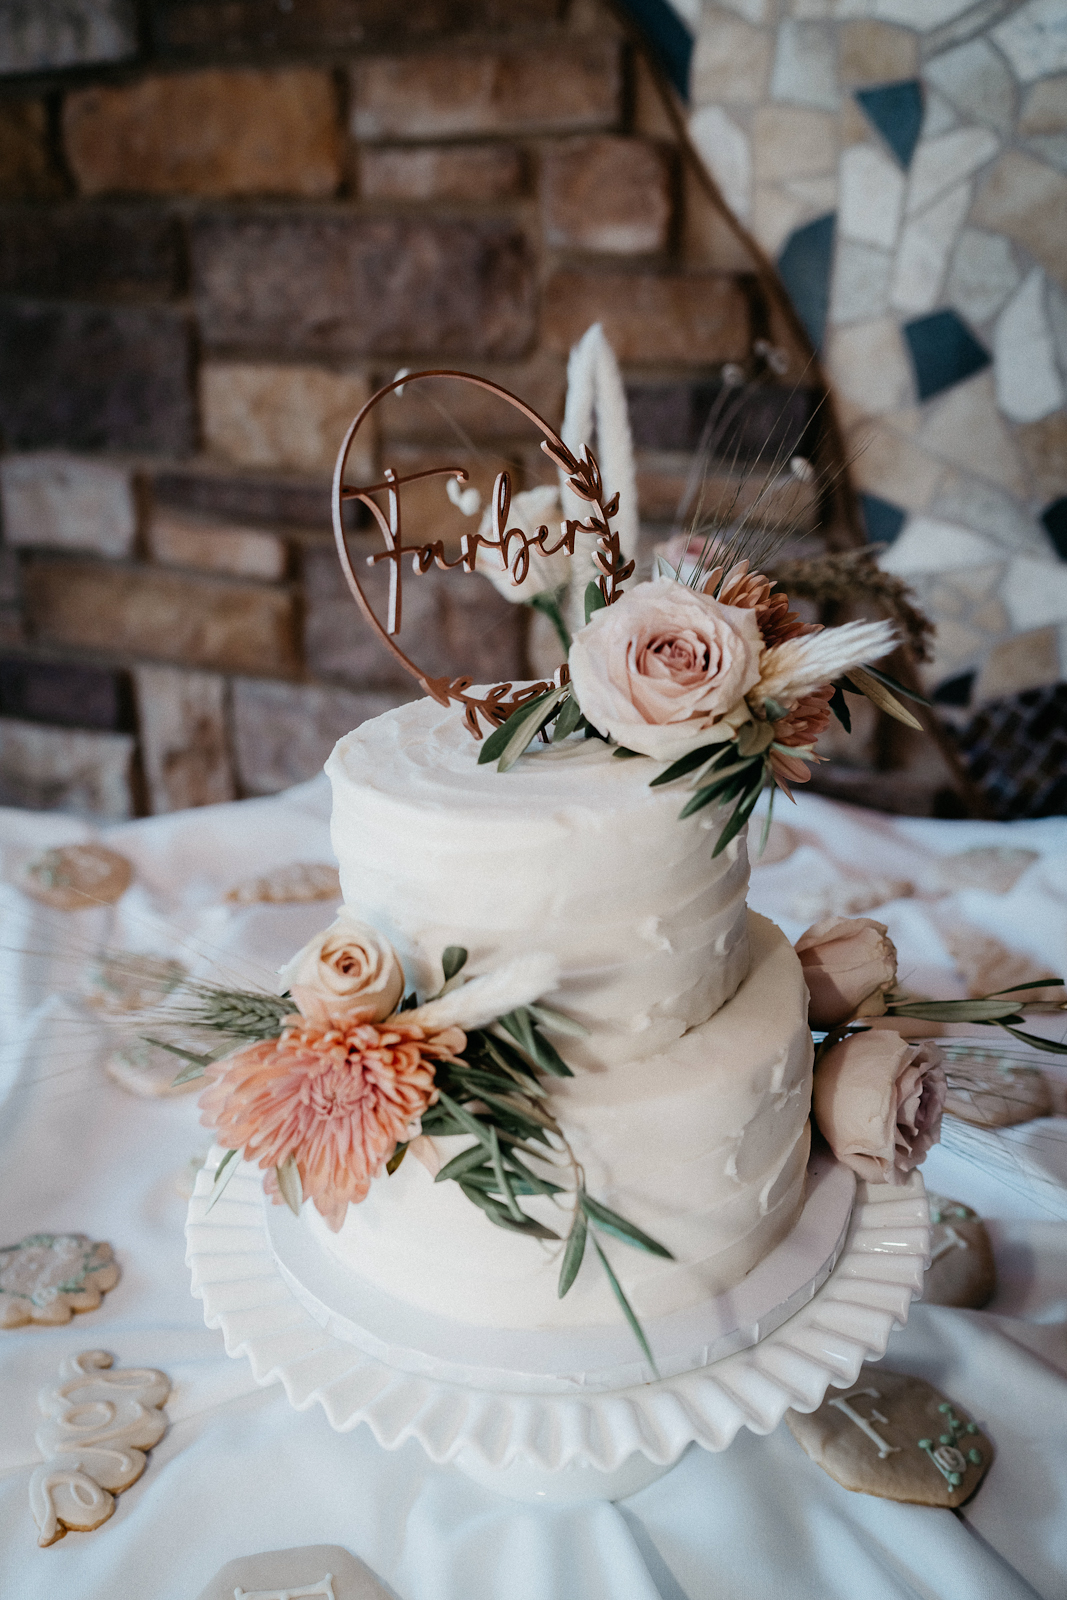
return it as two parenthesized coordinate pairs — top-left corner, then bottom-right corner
(16, 843), (133, 910)
(944, 1047), (1052, 1128)
(85, 952), (186, 1014)
(106, 1036), (205, 1099)
(30, 1350), (169, 1545)
(791, 875), (914, 921)
(194, 1545), (390, 1600)
(922, 1195), (995, 1310)
(225, 863), (341, 905)
(786, 1365), (993, 1507)
(0, 1234), (120, 1328)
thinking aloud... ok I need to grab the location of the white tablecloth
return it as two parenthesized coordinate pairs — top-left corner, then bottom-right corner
(1, 780), (1065, 1600)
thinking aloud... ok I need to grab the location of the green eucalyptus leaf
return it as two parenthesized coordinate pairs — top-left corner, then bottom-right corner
(441, 946), (468, 982)
(711, 775), (766, 859)
(552, 690), (584, 744)
(436, 1090), (495, 1151)
(649, 744), (721, 788)
(385, 1143), (408, 1175)
(459, 1182), (559, 1240)
(435, 1144), (493, 1184)
(611, 747), (645, 759)
(888, 998), (1026, 1022)
(558, 1205), (588, 1298)
(828, 683), (852, 732)
(986, 978), (1065, 995)
(478, 687), (557, 766)
(276, 1155), (303, 1217)
(580, 1194), (674, 1258)
(590, 1235), (658, 1376)
(205, 1148), (240, 1214)
(997, 1022), (1067, 1054)
(489, 1125), (524, 1222)
(859, 663), (931, 706)
(496, 685), (570, 773)
(525, 1002), (589, 1039)
(584, 580), (607, 624)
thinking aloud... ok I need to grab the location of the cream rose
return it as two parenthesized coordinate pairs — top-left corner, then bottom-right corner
(813, 1031), (947, 1185)
(795, 916), (898, 1029)
(567, 577), (763, 761)
(277, 909), (405, 1025)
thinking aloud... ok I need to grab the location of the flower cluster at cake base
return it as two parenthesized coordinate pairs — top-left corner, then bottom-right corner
(156, 911), (673, 1368)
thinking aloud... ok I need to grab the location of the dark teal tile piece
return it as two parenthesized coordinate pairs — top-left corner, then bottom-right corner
(777, 212), (835, 351)
(615, 0), (693, 98)
(855, 81), (924, 170)
(903, 310), (990, 401)
(859, 492), (906, 545)
(1041, 496), (1067, 560)
(933, 672), (975, 708)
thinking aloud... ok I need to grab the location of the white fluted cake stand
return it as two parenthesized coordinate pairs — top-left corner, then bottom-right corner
(186, 1150), (928, 1502)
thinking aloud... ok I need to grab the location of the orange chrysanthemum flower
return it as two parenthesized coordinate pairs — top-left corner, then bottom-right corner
(768, 685), (834, 788)
(198, 1015), (465, 1231)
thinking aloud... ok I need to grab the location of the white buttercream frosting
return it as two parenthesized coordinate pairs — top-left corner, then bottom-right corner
(325, 695), (751, 1069)
(306, 911), (813, 1328)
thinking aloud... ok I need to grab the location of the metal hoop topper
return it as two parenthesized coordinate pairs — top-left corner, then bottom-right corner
(331, 370), (634, 738)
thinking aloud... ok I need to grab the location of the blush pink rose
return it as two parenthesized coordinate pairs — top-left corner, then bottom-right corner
(795, 915), (898, 1028)
(813, 1030), (947, 1185)
(277, 908), (405, 1026)
(567, 578), (763, 761)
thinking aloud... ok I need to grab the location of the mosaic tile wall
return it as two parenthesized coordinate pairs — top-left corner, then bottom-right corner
(670, 0), (1067, 734)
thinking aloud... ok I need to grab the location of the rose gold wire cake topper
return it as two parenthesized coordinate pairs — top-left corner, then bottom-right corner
(331, 369), (634, 737)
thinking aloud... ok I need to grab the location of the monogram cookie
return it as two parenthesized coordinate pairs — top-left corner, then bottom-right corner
(0, 1234), (120, 1328)
(786, 1365), (993, 1508)
(105, 1034), (205, 1098)
(922, 1195), (996, 1310)
(931, 846), (1037, 895)
(16, 844), (133, 910)
(943, 1047), (1052, 1128)
(195, 1546), (391, 1600)
(30, 1350), (169, 1546)
(225, 863), (341, 905)
(85, 952), (187, 1014)
(791, 875), (914, 921)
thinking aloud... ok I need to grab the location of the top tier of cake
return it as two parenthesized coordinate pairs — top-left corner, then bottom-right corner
(326, 697), (751, 1071)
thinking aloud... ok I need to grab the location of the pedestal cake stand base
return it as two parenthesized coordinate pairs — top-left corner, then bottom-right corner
(186, 1151), (929, 1504)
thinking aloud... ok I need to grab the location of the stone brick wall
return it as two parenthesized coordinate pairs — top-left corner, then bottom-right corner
(0, 0), (892, 819)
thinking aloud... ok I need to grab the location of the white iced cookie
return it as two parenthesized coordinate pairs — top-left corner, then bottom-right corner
(225, 862), (341, 905)
(194, 1545), (390, 1600)
(30, 1350), (170, 1546)
(85, 952), (186, 1014)
(16, 844), (133, 909)
(0, 1234), (120, 1328)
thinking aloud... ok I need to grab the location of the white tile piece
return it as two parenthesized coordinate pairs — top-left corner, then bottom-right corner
(890, 180), (972, 314)
(838, 143), (905, 248)
(770, 20), (840, 111)
(992, 0), (1067, 85)
(994, 267), (1066, 422)
(1023, 133), (1067, 172)
(921, 372), (1027, 496)
(783, 175), (839, 208)
(1046, 280), (1067, 376)
(791, 0), (873, 17)
(829, 240), (892, 324)
(825, 316), (913, 414)
(921, 89), (959, 138)
(872, 0), (978, 28)
(1003, 555), (1067, 631)
(714, 0), (771, 22)
(906, 126), (1000, 214)
(688, 105), (752, 218)
(879, 516), (999, 575)
(932, 470), (1050, 556)
(923, 37), (1017, 136)
(945, 227), (1021, 327)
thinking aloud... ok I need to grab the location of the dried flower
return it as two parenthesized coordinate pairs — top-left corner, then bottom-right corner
(769, 685), (834, 786)
(795, 915), (898, 1028)
(710, 560), (818, 650)
(753, 618), (899, 712)
(813, 1031), (947, 1184)
(277, 909), (404, 1026)
(198, 1015), (465, 1229)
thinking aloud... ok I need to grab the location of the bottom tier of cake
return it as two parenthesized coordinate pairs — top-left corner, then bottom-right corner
(303, 912), (814, 1331)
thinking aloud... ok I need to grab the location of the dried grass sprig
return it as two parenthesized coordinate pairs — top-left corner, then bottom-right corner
(769, 548), (935, 663)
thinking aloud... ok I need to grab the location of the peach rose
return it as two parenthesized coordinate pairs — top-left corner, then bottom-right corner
(277, 909), (404, 1026)
(813, 1030), (947, 1185)
(795, 916), (898, 1028)
(567, 577), (762, 761)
